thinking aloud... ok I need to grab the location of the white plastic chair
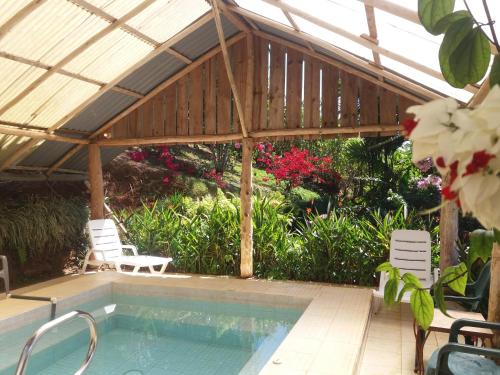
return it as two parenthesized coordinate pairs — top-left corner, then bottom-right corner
(82, 219), (172, 274)
(373, 229), (438, 311)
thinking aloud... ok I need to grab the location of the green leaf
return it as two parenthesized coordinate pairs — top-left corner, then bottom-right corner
(440, 262), (467, 295)
(439, 16), (474, 87)
(402, 272), (423, 289)
(376, 262), (393, 272)
(470, 229), (494, 263)
(411, 289), (435, 330)
(433, 282), (452, 317)
(449, 27), (491, 87)
(384, 278), (399, 306)
(494, 228), (500, 244)
(490, 55), (500, 88)
(418, 0), (455, 35)
(398, 282), (418, 302)
(433, 10), (470, 34)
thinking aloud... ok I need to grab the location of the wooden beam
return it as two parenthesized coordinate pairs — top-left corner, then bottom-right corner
(90, 32), (245, 140)
(9, 165), (86, 175)
(468, 79), (490, 108)
(0, 0), (156, 118)
(97, 133), (243, 147)
(88, 144), (104, 219)
(239, 138), (253, 278)
(0, 0), (48, 40)
(0, 120), (90, 136)
(362, 0), (419, 24)
(230, 6), (441, 102)
(439, 200), (459, 271)
(0, 125), (88, 144)
(46, 144), (85, 176)
(262, 0), (477, 94)
(489, 243), (500, 348)
(364, 4), (382, 66)
(249, 124), (401, 138)
(217, 0), (251, 32)
(0, 139), (42, 172)
(255, 30), (427, 104)
(210, 0), (249, 137)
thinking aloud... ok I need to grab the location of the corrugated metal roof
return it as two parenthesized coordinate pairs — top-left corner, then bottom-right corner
(255, 21), (309, 48)
(117, 51), (186, 95)
(61, 146), (126, 171)
(18, 141), (74, 168)
(172, 15), (238, 61)
(62, 91), (137, 133)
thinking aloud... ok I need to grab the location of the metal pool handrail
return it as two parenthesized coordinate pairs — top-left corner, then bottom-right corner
(15, 310), (98, 375)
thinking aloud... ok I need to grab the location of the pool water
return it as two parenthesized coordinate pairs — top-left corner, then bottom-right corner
(0, 293), (303, 375)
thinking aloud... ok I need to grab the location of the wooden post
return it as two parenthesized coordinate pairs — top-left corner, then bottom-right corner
(439, 200), (459, 271)
(240, 138), (253, 278)
(489, 243), (500, 348)
(88, 143), (104, 220)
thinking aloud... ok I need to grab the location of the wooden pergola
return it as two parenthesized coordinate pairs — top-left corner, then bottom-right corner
(0, 0), (497, 337)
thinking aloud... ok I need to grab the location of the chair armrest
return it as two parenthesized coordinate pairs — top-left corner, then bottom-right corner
(436, 342), (500, 373)
(443, 295), (481, 303)
(121, 245), (138, 256)
(449, 319), (500, 343)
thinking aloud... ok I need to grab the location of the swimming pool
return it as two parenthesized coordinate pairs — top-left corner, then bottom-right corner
(0, 291), (303, 375)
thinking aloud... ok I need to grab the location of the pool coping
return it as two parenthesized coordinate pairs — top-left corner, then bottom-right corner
(0, 271), (373, 375)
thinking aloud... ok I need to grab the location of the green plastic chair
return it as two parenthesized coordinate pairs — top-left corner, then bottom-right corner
(444, 261), (491, 314)
(426, 319), (500, 375)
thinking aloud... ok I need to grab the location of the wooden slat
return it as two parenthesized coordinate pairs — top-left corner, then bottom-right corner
(303, 55), (313, 128)
(286, 48), (302, 129)
(164, 85), (177, 136)
(153, 95), (164, 137)
(189, 66), (203, 136)
(269, 42), (285, 129)
(340, 70), (359, 127)
(216, 53), (232, 134)
(177, 78), (189, 136)
(322, 64), (338, 128)
(311, 59), (321, 128)
(231, 39), (247, 132)
(359, 79), (379, 125)
(398, 96), (419, 124)
(128, 109), (139, 138)
(142, 100), (154, 137)
(204, 60), (217, 134)
(112, 117), (128, 139)
(379, 88), (398, 124)
(252, 37), (268, 131)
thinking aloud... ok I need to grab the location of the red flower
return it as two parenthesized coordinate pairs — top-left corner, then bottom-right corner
(402, 118), (418, 136)
(162, 176), (170, 185)
(436, 156), (446, 168)
(463, 150), (495, 176)
(449, 160), (459, 184)
(442, 185), (457, 201)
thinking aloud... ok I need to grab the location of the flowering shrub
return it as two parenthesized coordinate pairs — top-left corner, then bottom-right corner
(416, 175), (442, 191)
(204, 169), (227, 190)
(128, 150), (148, 162)
(405, 86), (500, 230)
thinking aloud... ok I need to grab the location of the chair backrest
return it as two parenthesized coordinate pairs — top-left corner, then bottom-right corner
(471, 261), (491, 298)
(390, 229), (432, 287)
(87, 219), (123, 261)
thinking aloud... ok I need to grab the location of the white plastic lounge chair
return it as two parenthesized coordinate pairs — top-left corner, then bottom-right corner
(374, 229), (439, 311)
(82, 219), (172, 274)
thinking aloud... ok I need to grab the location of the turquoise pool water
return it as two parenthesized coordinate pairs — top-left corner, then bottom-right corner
(0, 293), (303, 375)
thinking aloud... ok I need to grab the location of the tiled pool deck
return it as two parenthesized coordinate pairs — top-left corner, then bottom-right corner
(0, 272), (438, 374)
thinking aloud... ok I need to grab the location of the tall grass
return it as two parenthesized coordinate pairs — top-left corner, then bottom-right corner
(123, 192), (438, 286)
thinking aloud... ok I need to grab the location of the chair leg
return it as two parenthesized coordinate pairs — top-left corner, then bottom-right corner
(81, 252), (92, 274)
(158, 262), (169, 274)
(132, 265), (141, 274)
(373, 297), (382, 314)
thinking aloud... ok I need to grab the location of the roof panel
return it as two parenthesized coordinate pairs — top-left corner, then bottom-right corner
(82, 0), (144, 19)
(172, 16), (239, 61)
(62, 146), (125, 171)
(63, 91), (137, 132)
(0, 0), (109, 66)
(0, 74), (100, 128)
(127, 0), (211, 43)
(0, 134), (31, 165)
(63, 28), (154, 83)
(235, 0), (291, 26)
(19, 141), (74, 168)
(117, 52), (186, 95)
(0, 1), (32, 27)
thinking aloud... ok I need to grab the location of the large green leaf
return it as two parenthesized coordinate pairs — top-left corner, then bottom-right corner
(440, 262), (467, 295)
(402, 272), (423, 289)
(384, 278), (399, 306)
(449, 27), (491, 87)
(470, 229), (494, 263)
(439, 16), (474, 87)
(490, 55), (500, 88)
(411, 289), (435, 330)
(376, 262), (393, 272)
(418, 0), (455, 35)
(398, 282), (418, 302)
(433, 10), (470, 35)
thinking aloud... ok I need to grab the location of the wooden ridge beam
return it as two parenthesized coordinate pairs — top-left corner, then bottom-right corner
(210, 0), (249, 137)
(0, 125), (88, 144)
(249, 124), (401, 138)
(255, 30), (426, 104)
(262, 0), (477, 94)
(0, 51), (144, 98)
(230, 6), (440, 101)
(0, 0), (48, 40)
(0, 0), (156, 118)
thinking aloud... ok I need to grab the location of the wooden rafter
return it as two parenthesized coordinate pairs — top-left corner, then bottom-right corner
(68, 0), (192, 64)
(262, 0), (477, 94)
(0, 125), (88, 144)
(0, 120), (89, 136)
(0, 139), (43, 171)
(255, 30), (425, 104)
(222, 0), (259, 31)
(0, 0), (156, 118)
(278, 4), (315, 53)
(210, 0), (249, 137)
(10, 165), (86, 175)
(230, 6), (440, 101)
(0, 0), (48, 40)
(0, 51), (143, 98)
(216, 0), (251, 33)
(46, 144), (85, 176)
(363, 4), (381, 67)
